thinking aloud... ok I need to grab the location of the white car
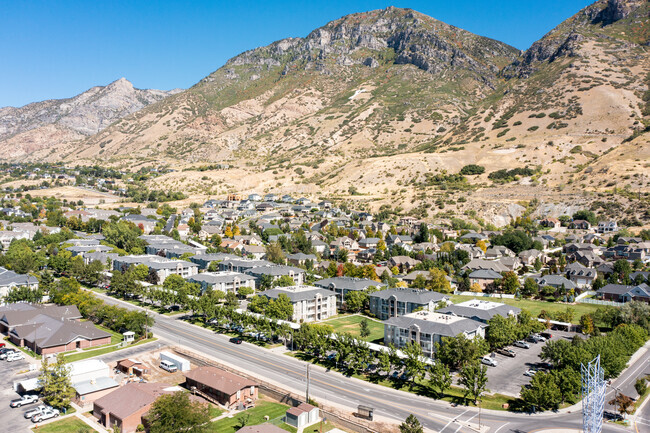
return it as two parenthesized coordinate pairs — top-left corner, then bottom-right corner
(24, 405), (48, 419)
(10, 394), (38, 407)
(31, 407), (59, 423)
(524, 368), (537, 377)
(480, 356), (498, 367)
(6, 351), (25, 362)
(514, 340), (530, 349)
(530, 334), (546, 343)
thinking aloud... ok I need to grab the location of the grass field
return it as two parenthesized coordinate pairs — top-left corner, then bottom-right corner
(322, 314), (384, 342)
(449, 295), (603, 324)
(31, 416), (96, 433)
(208, 401), (290, 432)
(63, 338), (157, 362)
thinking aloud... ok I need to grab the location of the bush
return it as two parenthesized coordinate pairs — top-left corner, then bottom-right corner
(459, 165), (485, 176)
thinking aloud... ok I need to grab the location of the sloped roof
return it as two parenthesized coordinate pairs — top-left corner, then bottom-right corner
(94, 382), (171, 420)
(369, 288), (447, 304)
(185, 366), (256, 395)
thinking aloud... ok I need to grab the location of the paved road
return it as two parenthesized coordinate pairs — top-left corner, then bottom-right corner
(94, 291), (646, 433)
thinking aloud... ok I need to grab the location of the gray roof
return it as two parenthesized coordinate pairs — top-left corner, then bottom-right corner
(191, 253), (239, 262)
(0, 303), (81, 327)
(468, 269), (503, 280)
(187, 272), (255, 286)
(314, 277), (386, 291)
(436, 302), (521, 322)
(535, 275), (576, 289)
(73, 376), (119, 395)
(369, 288), (448, 304)
(261, 287), (335, 302)
(244, 265), (304, 277)
(10, 313), (111, 348)
(385, 314), (485, 338)
(597, 284), (633, 296)
(0, 267), (38, 287)
(286, 253), (317, 261)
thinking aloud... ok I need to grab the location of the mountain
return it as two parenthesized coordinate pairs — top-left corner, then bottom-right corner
(4, 1), (650, 226)
(0, 78), (180, 160)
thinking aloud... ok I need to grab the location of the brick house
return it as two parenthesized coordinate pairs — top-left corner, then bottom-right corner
(184, 366), (257, 409)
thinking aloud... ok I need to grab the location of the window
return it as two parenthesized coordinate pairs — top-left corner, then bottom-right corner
(250, 386), (255, 396)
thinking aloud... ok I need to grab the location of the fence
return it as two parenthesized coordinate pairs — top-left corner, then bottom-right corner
(453, 291), (516, 299)
(577, 298), (625, 307)
(171, 346), (383, 433)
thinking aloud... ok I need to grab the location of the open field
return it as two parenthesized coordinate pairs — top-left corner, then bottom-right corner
(208, 400), (292, 433)
(25, 186), (121, 206)
(322, 314), (384, 342)
(31, 417), (96, 433)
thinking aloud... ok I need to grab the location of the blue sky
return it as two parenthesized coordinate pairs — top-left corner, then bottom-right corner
(1, 0), (594, 107)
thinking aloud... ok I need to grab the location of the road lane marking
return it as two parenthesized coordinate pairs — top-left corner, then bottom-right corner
(493, 422), (509, 433)
(154, 319), (454, 427)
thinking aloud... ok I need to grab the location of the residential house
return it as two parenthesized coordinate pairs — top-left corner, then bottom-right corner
(468, 269), (503, 291)
(485, 246), (515, 260)
(388, 256), (421, 273)
(596, 283), (650, 303)
(219, 259), (273, 273)
(369, 288), (449, 320)
(540, 218), (561, 229)
(597, 221), (618, 234)
(189, 253), (239, 270)
(242, 244), (266, 260)
(565, 262), (597, 288)
(187, 272), (256, 294)
(358, 238), (380, 249)
(0, 267), (39, 300)
(184, 366), (257, 409)
(518, 249), (544, 266)
(462, 259), (509, 274)
(384, 311), (486, 358)
(244, 265), (305, 288)
(112, 255), (199, 282)
(535, 275), (577, 291)
(314, 276), (386, 304)
(286, 253), (317, 267)
(260, 286), (337, 322)
(386, 234), (413, 247)
(569, 220), (591, 230)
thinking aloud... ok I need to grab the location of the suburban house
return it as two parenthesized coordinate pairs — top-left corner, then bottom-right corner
(386, 234), (413, 247)
(535, 275), (577, 291)
(93, 382), (193, 433)
(597, 221), (618, 234)
(540, 218), (561, 229)
(518, 249), (544, 266)
(219, 259), (273, 273)
(565, 262), (597, 288)
(462, 259), (509, 274)
(358, 238), (380, 249)
(187, 272), (256, 294)
(184, 366), (257, 409)
(286, 253), (317, 267)
(435, 300), (521, 323)
(189, 253), (239, 270)
(260, 286), (337, 322)
(120, 214), (157, 234)
(314, 276), (386, 304)
(71, 360), (119, 407)
(468, 269), (503, 290)
(569, 220), (591, 230)
(0, 267), (39, 299)
(112, 255), (199, 282)
(384, 311), (486, 358)
(368, 288), (449, 320)
(596, 283), (650, 303)
(485, 246), (515, 259)
(388, 256), (421, 272)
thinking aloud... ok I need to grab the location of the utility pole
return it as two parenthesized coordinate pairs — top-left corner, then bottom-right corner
(306, 364), (310, 403)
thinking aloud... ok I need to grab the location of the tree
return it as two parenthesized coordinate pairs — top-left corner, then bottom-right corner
(500, 271), (520, 294)
(579, 314), (595, 335)
(274, 275), (295, 287)
(377, 350), (391, 377)
(266, 294), (294, 321)
(265, 242), (285, 264)
(102, 221), (146, 253)
(635, 377), (647, 397)
(521, 278), (539, 298)
(399, 414), (424, 433)
(469, 282), (482, 293)
(237, 286), (254, 298)
(39, 354), (74, 409)
(436, 335), (489, 369)
(608, 393), (635, 419)
(428, 361), (452, 398)
(490, 230), (533, 254)
(520, 371), (562, 411)
(345, 290), (367, 313)
(459, 164), (485, 176)
(402, 341), (426, 388)
(428, 268), (451, 293)
(486, 315), (517, 349)
(476, 240), (487, 253)
(459, 361), (488, 404)
(572, 210), (597, 226)
(4, 285), (43, 304)
(147, 391), (211, 433)
(359, 318), (371, 339)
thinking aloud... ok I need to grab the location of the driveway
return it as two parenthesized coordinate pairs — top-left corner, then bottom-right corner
(484, 330), (576, 396)
(0, 356), (40, 432)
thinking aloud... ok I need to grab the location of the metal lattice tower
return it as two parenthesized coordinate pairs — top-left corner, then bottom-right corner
(582, 355), (606, 433)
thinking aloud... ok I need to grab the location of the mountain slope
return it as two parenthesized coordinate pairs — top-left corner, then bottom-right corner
(0, 78), (180, 160)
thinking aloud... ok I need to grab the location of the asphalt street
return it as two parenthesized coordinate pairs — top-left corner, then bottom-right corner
(94, 291), (647, 433)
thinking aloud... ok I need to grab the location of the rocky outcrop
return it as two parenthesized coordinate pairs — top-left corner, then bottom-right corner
(0, 78), (179, 140)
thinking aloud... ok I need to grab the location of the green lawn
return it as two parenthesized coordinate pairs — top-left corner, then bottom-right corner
(449, 295), (602, 324)
(322, 314), (384, 342)
(208, 401), (289, 433)
(93, 324), (123, 345)
(209, 405), (224, 419)
(31, 416), (96, 433)
(63, 338), (157, 362)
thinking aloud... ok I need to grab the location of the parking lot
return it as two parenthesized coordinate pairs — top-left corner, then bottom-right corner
(0, 356), (40, 432)
(482, 330), (577, 396)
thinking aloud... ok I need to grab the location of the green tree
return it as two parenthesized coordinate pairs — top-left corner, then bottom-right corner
(428, 361), (452, 398)
(500, 271), (520, 294)
(579, 314), (595, 335)
(265, 242), (285, 264)
(490, 230), (533, 254)
(635, 377), (647, 397)
(520, 371), (562, 411)
(267, 294), (294, 320)
(237, 286), (254, 297)
(4, 285), (44, 304)
(39, 354), (74, 409)
(102, 221), (146, 253)
(399, 414), (424, 433)
(274, 275), (295, 287)
(3, 239), (41, 273)
(521, 278), (539, 298)
(359, 318), (371, 339)
(486, 315), (517, 349)
(402, 341), (426, 388)
(428, 268), (451, 293)
(459, 361), (488, 404)
(377, 349), (392, 377)
(572, 210), (597, 226)
(147, 391), (211, 433)
(345, 290), (368, 313)
(436, 335), (489, 369)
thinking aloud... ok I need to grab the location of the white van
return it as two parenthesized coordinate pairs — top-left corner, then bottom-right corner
(159, 360), (177, 373)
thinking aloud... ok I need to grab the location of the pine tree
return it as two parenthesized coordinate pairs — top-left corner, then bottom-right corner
(399, 414), (424, 433)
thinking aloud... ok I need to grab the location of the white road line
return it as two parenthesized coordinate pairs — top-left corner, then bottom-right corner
(464, 413), (478, 423)
(439, 410), (468, 433)
(493, 422), (510, 433)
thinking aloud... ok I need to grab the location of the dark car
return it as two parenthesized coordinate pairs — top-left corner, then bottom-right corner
(603, 411), (623, 421)
(229, 337), (243, 344)
(495, 348), (516, 358)
(540, 332), (553, 339)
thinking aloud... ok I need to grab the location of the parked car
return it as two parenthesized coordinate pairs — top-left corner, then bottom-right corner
(524, 369), (537, 377)
(514, 340), (530, 349)
(230, 337), (243, 344)
(390, 371), (401, 380)
(540, 332), (553, 340)
(0, 342), (5, 348)
(31, 407), (59, 423)
(159, 360), (177, 373)
(24, 405), (48, 419)
(495, 348), (516, 358)
(603, 411), (623, 421)
(6, 351), (25, 362)
(10, 395), (38, 408)
(530, 334), (546, 343)
(480, 356), (498, 367)
(0, 348), (16, 359)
